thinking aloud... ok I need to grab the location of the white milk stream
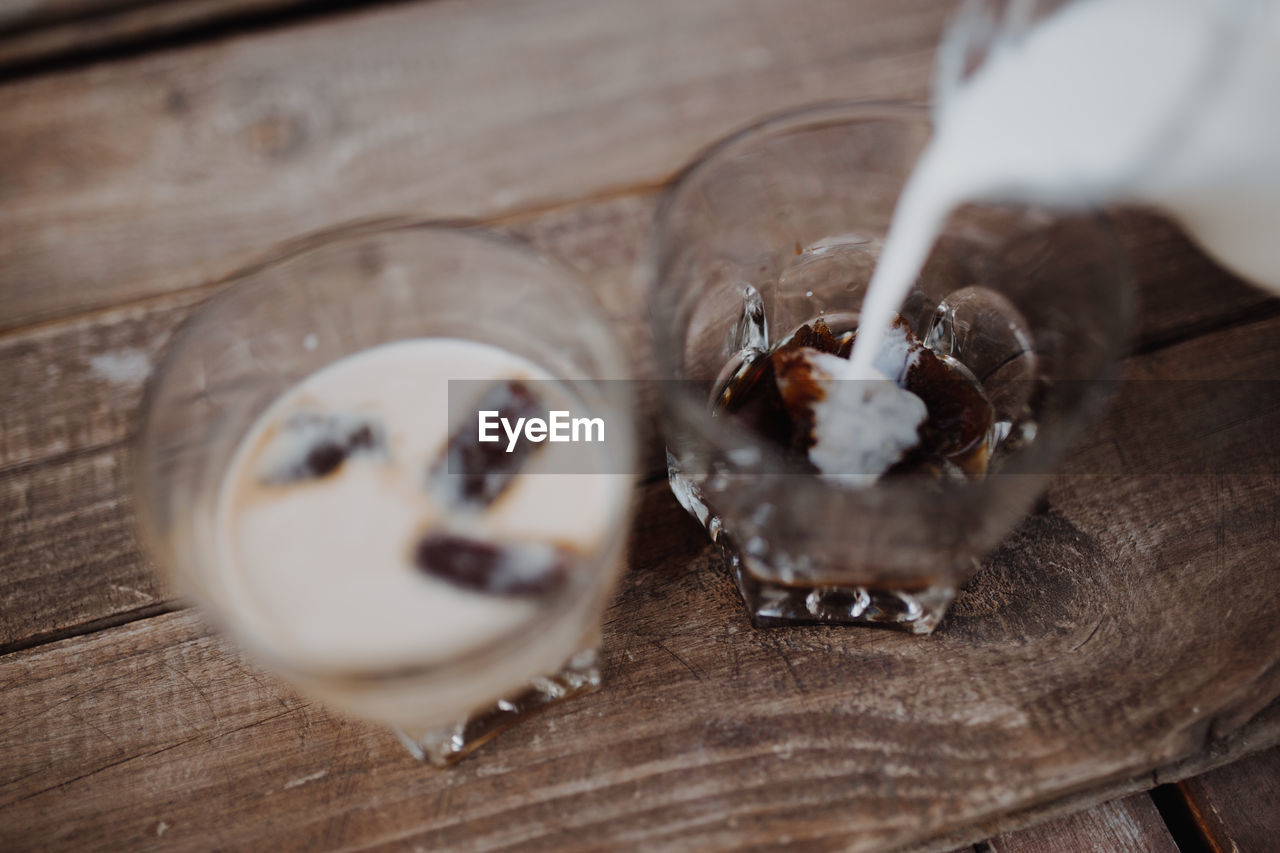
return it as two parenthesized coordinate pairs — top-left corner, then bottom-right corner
(849, 0), (1280, 376)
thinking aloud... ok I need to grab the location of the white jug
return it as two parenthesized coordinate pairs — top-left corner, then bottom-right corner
(935, 0), (1280, 293)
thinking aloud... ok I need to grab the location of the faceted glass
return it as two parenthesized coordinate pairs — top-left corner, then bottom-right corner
(650, 102), (1131, 632)
(133, 223), (635, 764)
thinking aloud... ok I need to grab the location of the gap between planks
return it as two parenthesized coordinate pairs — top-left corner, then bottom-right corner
(0, 1), (431, 81)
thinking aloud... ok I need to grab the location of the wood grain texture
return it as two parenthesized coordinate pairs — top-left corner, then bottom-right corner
(3, 0), (1273, 341)
(0, 0), (160, 33)
(0, 463), (1276, 851)
(0, 288), (210, 474)
(0, 0), (948, 332)
(0, 190), (1270, 478)
(0, 191), (654, 476)
(1176, 746), (1280, 853)
(0, 192), (655, 650)
(0, 443), (164, 654)
(0, 0), (320, 71)
(1, 185), (1277, 662)
(1, 310), (1277, 849)
(1, 1), (1277, 847)
(986, 795), (1178, 853)
(905, 701), (1280, 853)
(1112, 209), (1280, 350)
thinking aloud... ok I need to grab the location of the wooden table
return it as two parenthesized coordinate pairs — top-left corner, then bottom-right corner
(1, 1), (1277, 850)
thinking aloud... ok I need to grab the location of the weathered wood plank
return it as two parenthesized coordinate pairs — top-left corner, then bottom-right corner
(1113, 209), (1280, 351)
(0, 463), (1276, 851)
(1, 311), (1277, 849)
(0, 192), (655, 649)
(0, 192), (655, 475)
(2, 2), (1272, 344)
(905, 701), (1280, 853)
(0, 0), (319, 72)
(1176, 745), (1280, 853)
(985, 795), (1178, 853)
(0, 0), (946, 332)
(2, 188), (1271, 478)
(1, 207), (1276, 663)
(0, 443), (166, 654)
(0, 288), (211, 474)
(0, 2), (1275, 847)
(0, 0), (156, 33)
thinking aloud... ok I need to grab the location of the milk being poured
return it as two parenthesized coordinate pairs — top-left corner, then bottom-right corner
(849, 0), (1280, 377)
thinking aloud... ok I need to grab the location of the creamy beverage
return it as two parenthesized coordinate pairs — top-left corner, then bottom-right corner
(132, 222), (637, 760)
(214, 338), (628, 683)
(716, 314), (995, 486)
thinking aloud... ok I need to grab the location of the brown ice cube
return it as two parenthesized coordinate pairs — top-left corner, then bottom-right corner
(775, 346), (928, 483)
(430, 380), (544, 508)
(771, 346), (826, 452)
(716, 313), (994, 483)
(842, 315), (994, 478)
(256, 412), (385, 484)
(902, 349), (994, 476)
(782, 318), (847, 357)
(413, 532), (572, 596)
(716, 317), (916, 466)
(714, 353), (812, 462)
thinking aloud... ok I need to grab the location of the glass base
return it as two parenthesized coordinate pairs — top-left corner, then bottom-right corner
(394, 648), (602, 767)
(726, 546), (955, 634)
(668, 462), (957, 635)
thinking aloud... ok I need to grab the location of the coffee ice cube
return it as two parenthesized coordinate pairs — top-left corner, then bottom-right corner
(413, 532), (572, 597)
(902, 348), (995, 475)
(774, 346), (927, 485)
(430, 380), (543, 508)
(783, 318), (851, 358)
(256, 412), (385, 484)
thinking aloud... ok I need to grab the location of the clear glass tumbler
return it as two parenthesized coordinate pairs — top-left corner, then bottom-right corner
(133, 222), (635, 765)
(650, 102), (1131, 633)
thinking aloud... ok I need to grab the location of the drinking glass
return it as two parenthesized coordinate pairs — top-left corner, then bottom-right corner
(133, 222), (636, 765)
(650, 102), (1131, 633)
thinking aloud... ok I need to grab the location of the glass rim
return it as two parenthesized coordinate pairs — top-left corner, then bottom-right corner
(653, 98), (931, 257)
(647, 97), (1134, 511)
(131, 218), (637, 689)
(650, 99), (932, 378)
